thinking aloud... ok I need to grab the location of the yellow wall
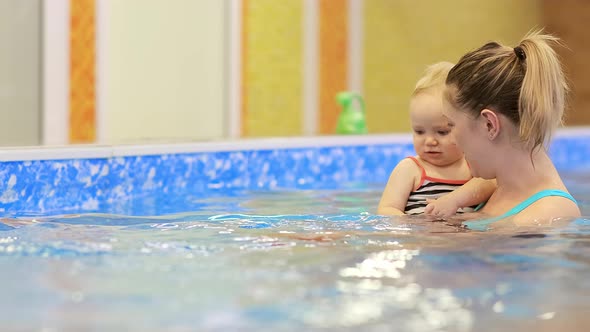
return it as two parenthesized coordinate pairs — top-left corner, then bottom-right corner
(364, 0), (541, 133)
(240, 0), (542, 136)
(242, 0), (303, 137)
(106, 0), (225, 143)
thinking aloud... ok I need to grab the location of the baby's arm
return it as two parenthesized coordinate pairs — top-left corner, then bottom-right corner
(377, 159), (418, 215)
(424, 178), (496, 218)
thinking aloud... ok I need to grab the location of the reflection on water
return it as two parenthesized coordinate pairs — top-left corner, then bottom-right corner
(0, 182), (589, 331)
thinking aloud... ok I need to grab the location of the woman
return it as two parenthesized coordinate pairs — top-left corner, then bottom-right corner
(439, 31), (581, 229)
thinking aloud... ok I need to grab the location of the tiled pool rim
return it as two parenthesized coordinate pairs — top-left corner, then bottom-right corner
(1, 128), (589, 215)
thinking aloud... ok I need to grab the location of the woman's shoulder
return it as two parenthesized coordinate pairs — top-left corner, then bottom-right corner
(512, 194), (581, 224)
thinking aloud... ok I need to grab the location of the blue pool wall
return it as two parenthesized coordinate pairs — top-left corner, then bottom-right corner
(0, 130), (589, 216)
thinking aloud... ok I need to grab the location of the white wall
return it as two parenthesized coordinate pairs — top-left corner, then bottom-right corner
(0, 0), (41, 146)
(103, 0), (226, 144)
(43, 0), (69, 146)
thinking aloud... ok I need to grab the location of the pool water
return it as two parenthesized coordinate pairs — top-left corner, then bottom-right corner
(1, 171), (590, 331)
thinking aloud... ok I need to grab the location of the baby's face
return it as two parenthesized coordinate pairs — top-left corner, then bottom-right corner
(409, 92), (464, 167)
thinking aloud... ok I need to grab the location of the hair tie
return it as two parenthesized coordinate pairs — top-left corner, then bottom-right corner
(514, 46), (526, 61)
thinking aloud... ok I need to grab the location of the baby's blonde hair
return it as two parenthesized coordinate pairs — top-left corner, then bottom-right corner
(412, 61), (455, 96)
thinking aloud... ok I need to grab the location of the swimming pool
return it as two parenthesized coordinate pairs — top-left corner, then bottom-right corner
(1, 130), (590, 331)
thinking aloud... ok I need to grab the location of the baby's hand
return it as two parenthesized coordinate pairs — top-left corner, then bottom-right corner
(424, 196), (460, 219)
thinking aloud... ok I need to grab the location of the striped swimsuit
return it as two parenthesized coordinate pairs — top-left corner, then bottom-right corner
(404, 157), (473, 215)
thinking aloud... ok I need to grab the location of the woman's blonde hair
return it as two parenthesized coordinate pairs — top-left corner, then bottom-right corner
(413, 61), (455, 96)
(446, 30), (568, 151)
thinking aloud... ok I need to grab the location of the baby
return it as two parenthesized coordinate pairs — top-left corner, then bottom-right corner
(378, 62), (495, 217)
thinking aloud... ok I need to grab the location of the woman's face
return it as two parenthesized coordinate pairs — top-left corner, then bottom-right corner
(442, 90), (493, 178)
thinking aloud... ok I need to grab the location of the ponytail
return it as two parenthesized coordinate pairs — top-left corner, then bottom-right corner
(517, 31), (568, 150)
(446, 30), (568, 151)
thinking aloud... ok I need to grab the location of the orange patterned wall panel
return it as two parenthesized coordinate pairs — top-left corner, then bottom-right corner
(69, 0), (96, 143)
(319, 0), (348, 135)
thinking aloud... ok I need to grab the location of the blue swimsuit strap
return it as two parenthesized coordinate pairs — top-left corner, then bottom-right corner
(464, 189), (578, 231)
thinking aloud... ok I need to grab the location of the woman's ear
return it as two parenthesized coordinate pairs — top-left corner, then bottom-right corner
(480, 109), (500, 140)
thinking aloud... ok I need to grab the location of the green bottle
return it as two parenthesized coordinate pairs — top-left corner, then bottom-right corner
(335, 91), (368, 134)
